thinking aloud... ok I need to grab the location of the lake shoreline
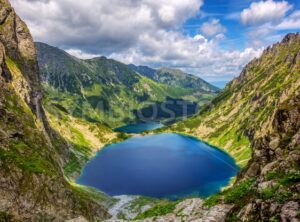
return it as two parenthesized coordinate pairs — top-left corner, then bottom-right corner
(77, 133), (239, 200)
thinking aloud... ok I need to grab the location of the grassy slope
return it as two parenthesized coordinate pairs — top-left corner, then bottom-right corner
(129, 65), (219, 93)
(6, 58), (117, 206)
(155, 67), (220, 92)
(43, 92), (129, 177)
(43, 74), (215, 128)
(157, 35), (300, 167)
(37, 43), (217, 128)
(1, 57), (57, 176)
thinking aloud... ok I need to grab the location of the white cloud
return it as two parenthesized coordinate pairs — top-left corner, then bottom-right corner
(110, 31), (263, 80)
(10, 0), (263, 80)
(225, 12), (240, 20)
(243, 6), (300, 48)
(276, 10), (300, 30)
(66, 49), (100, 60)
(200, 19), (227, 37)
(10, 0), (203, 54)
(240, 0), (292, 25)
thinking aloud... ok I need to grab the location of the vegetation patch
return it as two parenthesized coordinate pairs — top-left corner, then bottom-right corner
(204, 178), (256, 208)
(203, 193), (222, 208)
(260, 185), (279, 200)
(71, 183), (116, 207)
(134, 201), (179, 220)
(223, 178), (256, 204)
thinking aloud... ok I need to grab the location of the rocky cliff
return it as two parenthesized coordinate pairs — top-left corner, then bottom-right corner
(230, 81), (300, 221)
(0, 0), (109, 220)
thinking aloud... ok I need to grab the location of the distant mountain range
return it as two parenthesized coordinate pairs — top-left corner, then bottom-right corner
(128, 64), (219, 92)
(36, 42), (219, 127)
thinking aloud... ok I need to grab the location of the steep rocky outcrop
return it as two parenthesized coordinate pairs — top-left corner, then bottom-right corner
(0, 0), (109, 220)
(230, 86), (300, 221)
(0, 0), (46, 127)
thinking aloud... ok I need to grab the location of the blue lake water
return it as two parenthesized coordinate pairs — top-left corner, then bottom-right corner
(114, 122), (164, 133)
(77, 133), (239, 199)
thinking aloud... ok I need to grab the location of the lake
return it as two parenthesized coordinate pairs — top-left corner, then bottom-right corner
(77, 133), (239, 199)
(114, 122), (164, 133)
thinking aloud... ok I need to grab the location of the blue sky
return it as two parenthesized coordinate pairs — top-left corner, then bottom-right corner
(11, 0), (300, 82)
(183, 0), (300, 51)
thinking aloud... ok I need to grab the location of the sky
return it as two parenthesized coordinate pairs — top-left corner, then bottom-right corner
(10, 0), (300, 82)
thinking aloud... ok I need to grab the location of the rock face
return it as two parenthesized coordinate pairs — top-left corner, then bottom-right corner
(229, 90), (300, 221)
(0, 0), (109, 221)
(0, 0), (42, 117)
(106, 199), (233, 222)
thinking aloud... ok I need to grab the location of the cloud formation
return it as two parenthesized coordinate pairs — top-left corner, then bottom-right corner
(11, 0), (203, 53)
(200, 19), (227, 37)
(276, 10), (300, 30)
(11, 0), (264, 80)
(240, 0), (292, 25)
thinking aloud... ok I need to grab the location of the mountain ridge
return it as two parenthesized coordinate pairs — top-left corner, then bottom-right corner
(129, 64), (219, 93)
(36, 42), (218, 127)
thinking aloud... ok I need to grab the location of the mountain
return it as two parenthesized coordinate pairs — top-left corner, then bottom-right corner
(162, 34), (300, 167)
(128, 64), (156, 79)
(149, 33), (300, 221)
(0, 0), (110, 220)
(129, 64), (219, 93)
(37, 42), (140, 94)
(36, 42), (218, 127)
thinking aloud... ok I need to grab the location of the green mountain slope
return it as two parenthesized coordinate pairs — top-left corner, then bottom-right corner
(37, 43), (217, 127)
(0, 0), (110, 220)
(161, 33), (300, 167)
(128, 64), (156, 79)
(202, 34), (300, 221)
(129, 64), (219, 92)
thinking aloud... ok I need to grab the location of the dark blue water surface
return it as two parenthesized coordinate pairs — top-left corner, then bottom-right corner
(114, 122), (164, 134)
(77, 133), (239, 199)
